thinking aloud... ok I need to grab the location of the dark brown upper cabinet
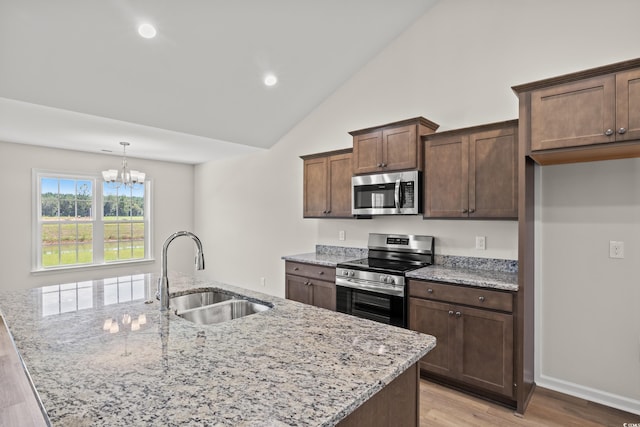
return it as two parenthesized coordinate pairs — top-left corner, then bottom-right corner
(512, 58), (640, 165)
(349, 117), (439, 175)
(423, 120), (518, 219)
(301, 149), (353, 218)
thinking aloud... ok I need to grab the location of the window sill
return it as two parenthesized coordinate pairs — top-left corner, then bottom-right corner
(31, 258), (156, 275)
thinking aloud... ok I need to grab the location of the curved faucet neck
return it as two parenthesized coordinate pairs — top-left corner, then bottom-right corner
(159, 231), (205, 311)
(161, 231), (204, 276)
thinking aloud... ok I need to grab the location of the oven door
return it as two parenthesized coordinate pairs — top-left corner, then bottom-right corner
(336, 285), (406, 328)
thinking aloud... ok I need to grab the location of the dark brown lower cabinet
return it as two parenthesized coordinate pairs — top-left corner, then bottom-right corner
(408, 280), (515, 403)
(285, 261), (336, 311)
(337, 362), (419, 427)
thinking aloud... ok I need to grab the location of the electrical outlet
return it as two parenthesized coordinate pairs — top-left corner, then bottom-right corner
(260, 277), (266, 287)
(475, 236), (486, 250)
(339, 230), (346, 241)
(609, 241), (624, 259)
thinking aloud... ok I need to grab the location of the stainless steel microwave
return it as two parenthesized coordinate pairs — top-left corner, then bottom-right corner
(352, 170), (421, 215)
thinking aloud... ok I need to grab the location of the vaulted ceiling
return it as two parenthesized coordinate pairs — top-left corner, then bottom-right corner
(0, 0), (438, 163)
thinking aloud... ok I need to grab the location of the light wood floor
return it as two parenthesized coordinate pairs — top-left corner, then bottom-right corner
(421, 379), (640, 426)
(2, 312), (640, 427)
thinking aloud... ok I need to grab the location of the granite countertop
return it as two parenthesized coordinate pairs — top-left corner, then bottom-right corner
(407, 265), (518, 292)
(281, 245), (367, 267)
(0, 274), (435, 426)
(281, 252), (358, 267)
(283, 246), (518, 292)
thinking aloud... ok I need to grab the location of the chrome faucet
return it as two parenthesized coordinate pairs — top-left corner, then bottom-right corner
(158, 231), (205, 311)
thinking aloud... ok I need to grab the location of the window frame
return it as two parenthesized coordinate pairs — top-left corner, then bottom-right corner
(32, 169), (153, 273)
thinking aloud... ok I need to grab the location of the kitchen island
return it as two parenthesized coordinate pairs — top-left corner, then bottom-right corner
(0, 274), (435, 426)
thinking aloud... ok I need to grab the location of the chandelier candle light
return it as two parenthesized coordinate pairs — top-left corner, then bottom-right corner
(102, 141), (145, 187)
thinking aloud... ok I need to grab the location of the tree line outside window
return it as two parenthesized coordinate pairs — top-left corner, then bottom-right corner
(37, 175), (148, 268)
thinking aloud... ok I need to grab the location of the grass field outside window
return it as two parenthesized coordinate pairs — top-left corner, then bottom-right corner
(34, 171), (151, 270)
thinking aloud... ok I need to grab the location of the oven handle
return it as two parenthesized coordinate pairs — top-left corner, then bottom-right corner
(336, 277), (404, 297)
(394, 179), (401, 210)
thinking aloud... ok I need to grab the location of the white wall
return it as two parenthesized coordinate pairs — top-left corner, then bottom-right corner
(538, 159), (640, 412)
(0, 140), (197, 291)
(195, 0), (640, 414)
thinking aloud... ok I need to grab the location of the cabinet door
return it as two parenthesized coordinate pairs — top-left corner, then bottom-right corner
(469, 126), (518, 218)
(382, 124), (418, 171)
(530, 75), (615, 151)
(424, 134), (469, 217)
(455, 305), (514, 398)
(409, 298), (455, 377)
(285, 275), (312, 305)
(353, 131), (382, 174)
(303, 157), (328, 217)
(310, 279), (336, 311)
(616, 68), (640, 142)
(327, 153), (353, 218)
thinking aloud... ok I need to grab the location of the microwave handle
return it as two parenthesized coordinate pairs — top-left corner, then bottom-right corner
(394, 179), (401, 209)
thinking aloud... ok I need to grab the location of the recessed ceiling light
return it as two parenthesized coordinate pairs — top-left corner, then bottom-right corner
(264, 74), (278, 87)
(138, 23), (157, 39)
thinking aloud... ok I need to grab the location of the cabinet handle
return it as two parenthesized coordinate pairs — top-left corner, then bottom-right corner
(377, 163), (382, 167)
(448, 310), (454, 316)
(618, 127), (627, 135)
(478, 296), (485, 302)
(381, 162), (386, 167)
(305, 281), (312, 286)
(294, 267), (299, 271)
(318, 271), (324, 275)
(605, 129), (614, 136)
(455, 311), (462, 318)
(326, 210), (331, 214)
(469, 208), (475, 213)
(427, 288), (433, 293)
(462, 208), (468, 213)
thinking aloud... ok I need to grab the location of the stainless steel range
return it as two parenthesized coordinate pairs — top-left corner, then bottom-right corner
(336, 233), (434, 327)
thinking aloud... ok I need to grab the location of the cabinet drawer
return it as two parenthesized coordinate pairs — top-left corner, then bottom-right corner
(408, 280), (513, 312)
(285, 261), (336, 282)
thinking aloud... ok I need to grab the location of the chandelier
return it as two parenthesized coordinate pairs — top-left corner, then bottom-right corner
(101, 141), (145, 187)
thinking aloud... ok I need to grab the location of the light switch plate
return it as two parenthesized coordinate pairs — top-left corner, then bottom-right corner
(476, 236), (486, 250)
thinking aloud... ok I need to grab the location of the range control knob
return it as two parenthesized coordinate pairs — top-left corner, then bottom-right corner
(349, 271), (355, 277)
(388, 277), (396, 285)
(342, 270), (349, 276)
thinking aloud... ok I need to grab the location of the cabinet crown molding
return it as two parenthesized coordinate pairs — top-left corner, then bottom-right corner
(422, 119), (518, 141)
(511, 57), (640, 93)
(300, 148), (352, 160)
(348, 116), (439, 136)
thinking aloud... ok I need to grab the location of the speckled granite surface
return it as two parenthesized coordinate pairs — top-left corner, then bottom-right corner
(407, 263), (518, 292)
(281, 245), (366, 267)
(283, 248), (518, 292)
(0, 274), (435, 426)
(434, 255), (518, 273)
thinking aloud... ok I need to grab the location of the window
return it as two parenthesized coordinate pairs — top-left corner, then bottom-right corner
(103, 182), (145, 262)
(34, 171), (151, 271)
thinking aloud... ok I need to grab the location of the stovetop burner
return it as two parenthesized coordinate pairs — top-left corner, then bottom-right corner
(338, 257), (428, 275)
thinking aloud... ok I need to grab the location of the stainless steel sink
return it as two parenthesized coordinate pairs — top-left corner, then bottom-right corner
(170, 289), (234, 312)
(176, 299), (271, 325)
(169, 288), (272, 325)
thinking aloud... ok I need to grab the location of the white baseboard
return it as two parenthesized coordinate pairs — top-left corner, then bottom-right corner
(537, 374), (640, 416)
